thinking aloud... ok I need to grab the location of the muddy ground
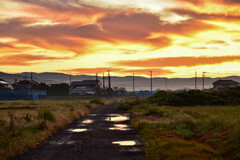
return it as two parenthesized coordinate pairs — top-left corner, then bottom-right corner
(13, 99), (146, 160)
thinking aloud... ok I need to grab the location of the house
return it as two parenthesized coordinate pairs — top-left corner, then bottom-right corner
(212, 80), (239, 90)
(71, 80), (102, 89)
(12, 79), (39, 89)
(0, 79), (12, 89)
(69, 87), (96, 96)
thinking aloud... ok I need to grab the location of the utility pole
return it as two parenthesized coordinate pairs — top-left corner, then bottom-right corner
(70, 75), (72, 86)
(165, 78), (167, 90)
(103, 72), (105, 95)
(195, 71), (197, 90)
(150, 71), (152, 95)
(133, 73), (135, 95)
(202, 72), (206, 90)
(96, 73), (99, 95)
(31, 72), (33, 80)
(107, 70), (111, 94)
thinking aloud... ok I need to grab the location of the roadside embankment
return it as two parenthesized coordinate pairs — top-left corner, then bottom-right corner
(118, 99), (240, 160)
(0, 98), (107, 160)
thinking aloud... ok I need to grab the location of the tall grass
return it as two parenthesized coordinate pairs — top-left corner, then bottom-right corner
(0, 99), (106, 160)
(122, 100), (240, 160)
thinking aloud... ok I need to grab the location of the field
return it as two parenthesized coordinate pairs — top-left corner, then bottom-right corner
(0, 99), (106, 160)
(118, 100), (240, 160)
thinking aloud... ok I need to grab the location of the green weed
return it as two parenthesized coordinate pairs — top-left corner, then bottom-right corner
(38, 108), (56, 122)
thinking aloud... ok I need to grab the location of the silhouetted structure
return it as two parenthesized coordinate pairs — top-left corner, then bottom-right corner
(69, 87), (96, 96)
(48, 83), (69, 96)
(212, 79), (239, 90)
(0, 79), (12, 89)
(71, 80), (102, 90)
(12, 79), (39, 89)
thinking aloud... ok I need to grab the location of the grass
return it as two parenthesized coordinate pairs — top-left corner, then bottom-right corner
(119, 100), (240, 160)
(0, 99), (109, 160)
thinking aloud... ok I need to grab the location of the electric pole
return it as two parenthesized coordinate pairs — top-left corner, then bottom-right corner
(195, 71), (197, 90)
(31, 72), (33, 80)
(108, 70), (111, 95)
(70, 75), (72, 86)
(165, 78), (167, 90)
(133, 73), (135, 95)
(96, 73), (98, 95)
(103, 72), (105, 95)
(202, 72), (206, 90)
(150, 71), (152, 95)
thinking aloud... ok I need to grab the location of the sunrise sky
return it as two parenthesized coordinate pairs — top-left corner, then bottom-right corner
(0, 0), (240, 77)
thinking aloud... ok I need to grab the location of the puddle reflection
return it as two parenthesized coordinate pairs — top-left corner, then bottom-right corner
(82, 119), (93, 123)
(69, 128), (87, 132)
(112, 140), (137, 146)
(105, 114), (129, 122)
(109, 124), (131, 131)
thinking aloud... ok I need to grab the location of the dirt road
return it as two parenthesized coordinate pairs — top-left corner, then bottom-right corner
(13, 99), (146, 160)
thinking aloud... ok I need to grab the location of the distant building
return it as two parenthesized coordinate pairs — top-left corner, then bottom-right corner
(71, 80), (102, 89)
(69, 87), (96, 96)
(12, 79), (39, 89)
(212, 80), (239, 90)
(0, 79), (13, 89)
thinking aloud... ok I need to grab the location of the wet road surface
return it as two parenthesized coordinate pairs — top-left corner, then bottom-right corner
(13, 99), (146, 160)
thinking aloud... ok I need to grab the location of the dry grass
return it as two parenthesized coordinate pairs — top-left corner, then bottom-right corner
(120, 101), (240, 160)
(0, 99), (108, 160)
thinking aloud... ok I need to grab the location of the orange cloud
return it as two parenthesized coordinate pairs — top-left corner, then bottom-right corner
(113, 56), (240, 67)
(60, 67), (173, 76)
(0, 54), (68, 66)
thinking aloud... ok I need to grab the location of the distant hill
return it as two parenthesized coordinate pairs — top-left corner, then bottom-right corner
(1, 72), (240, 91)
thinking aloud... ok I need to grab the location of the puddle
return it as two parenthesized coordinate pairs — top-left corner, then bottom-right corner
(109, 124), (131, 131)
(49, 141), (75, 145)
(105, 114), (129, 122)
(120, 147), (141, 152)
(112, 140), (137, 146)
(69, 128), (88, 132)
(49, 135), (75, 145)
(82, 119), (93, 123)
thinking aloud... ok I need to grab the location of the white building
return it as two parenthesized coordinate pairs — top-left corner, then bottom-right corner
(69, 87), (96, 96)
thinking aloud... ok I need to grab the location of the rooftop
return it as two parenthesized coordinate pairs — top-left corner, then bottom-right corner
(213, 79), (239, 85)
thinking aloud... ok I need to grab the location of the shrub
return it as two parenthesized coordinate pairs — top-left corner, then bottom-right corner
(148, 87), (240, 106)
(118, 99), (143, 111)
(89, 99), (104, 105)
(38, 121), (48, 130)
(38, 108), (56, 122)
(24, 113), (32, 122)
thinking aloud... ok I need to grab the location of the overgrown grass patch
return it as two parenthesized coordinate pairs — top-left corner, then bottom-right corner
(0, 99), (107, 160)
(122, 99), (240, 160)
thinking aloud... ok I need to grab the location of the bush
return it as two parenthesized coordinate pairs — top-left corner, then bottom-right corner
(38, 108), (56, 122)
(148, 87), (240, 106)
(89, 99), (104, 105)
(118, 99), (142, 111)
(38, 121), (48, 130)
(24, 113), (32, 122)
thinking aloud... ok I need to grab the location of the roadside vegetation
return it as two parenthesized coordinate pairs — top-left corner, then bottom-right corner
(0, 98), (106, 160)
(119, 89), (240, 160)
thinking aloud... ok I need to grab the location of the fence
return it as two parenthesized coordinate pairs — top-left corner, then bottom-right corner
(0, 89), (46, 100)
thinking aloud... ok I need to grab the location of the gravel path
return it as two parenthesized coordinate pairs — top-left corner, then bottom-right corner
(13, 99), (146, 160)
